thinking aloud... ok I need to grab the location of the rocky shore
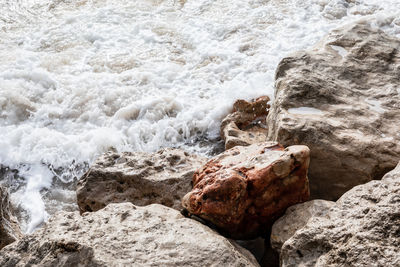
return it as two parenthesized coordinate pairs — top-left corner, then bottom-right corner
(1, 20), (400, 266)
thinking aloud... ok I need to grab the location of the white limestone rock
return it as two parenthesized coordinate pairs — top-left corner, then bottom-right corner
(0, 203), (259, 266)
(77, 148), (207, 213)
(280, 162), (400, 267)
(267, 21), (400, 200)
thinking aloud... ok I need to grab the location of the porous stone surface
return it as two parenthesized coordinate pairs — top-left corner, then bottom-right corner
(280, 162), (400, 267)
(267, 22), (400, 200)
(0, 203), (259, 267)
(221, 96), (270, 150)
(182, 142), (310, 239)
(0, 184), (22, 250)
(77, 148), (207, 213)
(270, 200), (334, 254)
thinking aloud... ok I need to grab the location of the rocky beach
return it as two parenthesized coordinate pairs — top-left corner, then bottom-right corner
(1, 0), (400, 266)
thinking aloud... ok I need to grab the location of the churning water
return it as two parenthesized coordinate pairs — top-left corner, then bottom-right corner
(1, 0), (400, 232)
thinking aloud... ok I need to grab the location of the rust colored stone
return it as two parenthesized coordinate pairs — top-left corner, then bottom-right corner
(182, 142), (310, 239)
(220, 96), (270, 150)
(232, 96), (270, 129)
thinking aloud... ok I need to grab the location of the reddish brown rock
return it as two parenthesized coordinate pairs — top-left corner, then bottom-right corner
(182, 142), (310, 239)
(221, 96), (270, 150)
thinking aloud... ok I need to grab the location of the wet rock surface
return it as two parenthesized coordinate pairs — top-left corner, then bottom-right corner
(182, 142), (310, 239)
(0, 184), (22, 250)
(0, 203), (259, 267)
(77, 148), (207, 213)
(221, 96), (270, 150)
(267, 22), (400, 200)
(270, 199), (334, 254)
(280, 162), (400, 267)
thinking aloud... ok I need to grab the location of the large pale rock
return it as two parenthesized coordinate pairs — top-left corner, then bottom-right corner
(267, 22), (400, 200)
(77, 148), (207, 213)
(270, 200), (334, 254)
(182, 142), (310, 239)
(280, 162), (400, 267)
(221, 96), (270, 150)
(0, 184), (22, 250)
(0, 203), (259, 266)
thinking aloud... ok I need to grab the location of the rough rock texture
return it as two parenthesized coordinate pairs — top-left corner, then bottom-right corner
(267, 22), (400, 200)
(221, 96), (270, 150)
(182, 142), (310, 239)
(0, 203), (259, 267)
(0, 184), (22, 250)
(77, 148), (207, 213)
(281, 162), (400, 267)
(270, 200), (334, 254)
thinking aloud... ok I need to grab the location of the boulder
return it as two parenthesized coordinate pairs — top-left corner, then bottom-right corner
(0, 203), (259, 266)
(267, 22), (400, 200)
(280, 162), (400, 267)
(77, 148), (207, 213)
(270, 200), (334, 254)
(0, 184), (22, 250)
(182, 142), (310, 239)
(221, 96), (270, 150)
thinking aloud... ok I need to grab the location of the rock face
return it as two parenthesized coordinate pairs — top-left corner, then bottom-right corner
(267, 22), (400, 200)
(182, 142), (310, 239)
(221, 96), (270, 150)
(280, 162), (400, 267)
(270, 200), (334, 254)
(0, 203), (259, 267)
(0, 184), (22, 250)
(77, 148), (207, 213)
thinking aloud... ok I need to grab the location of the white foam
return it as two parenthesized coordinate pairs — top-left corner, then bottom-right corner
(365, 99), (386, 113)
(15, 164), (53, 233)
(1, 0), (399, 232)
(319, 0), (349, 20)
(330, 45), (348, 57)
(288, 107), (324, 115)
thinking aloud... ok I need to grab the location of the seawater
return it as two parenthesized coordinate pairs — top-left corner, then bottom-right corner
(1, 0), (400, 232)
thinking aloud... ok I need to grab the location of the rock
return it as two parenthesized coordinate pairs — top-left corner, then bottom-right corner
(182, 142), (310, 239)
(267, 22), (400, 200)
(0, 203), (259, 266)
(0, 184), (22, 250)
(77, 148), (207, 213)
(221, 96), (270, 150)
(270, 200), (334, 254)
(280, 162), (400, 267)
